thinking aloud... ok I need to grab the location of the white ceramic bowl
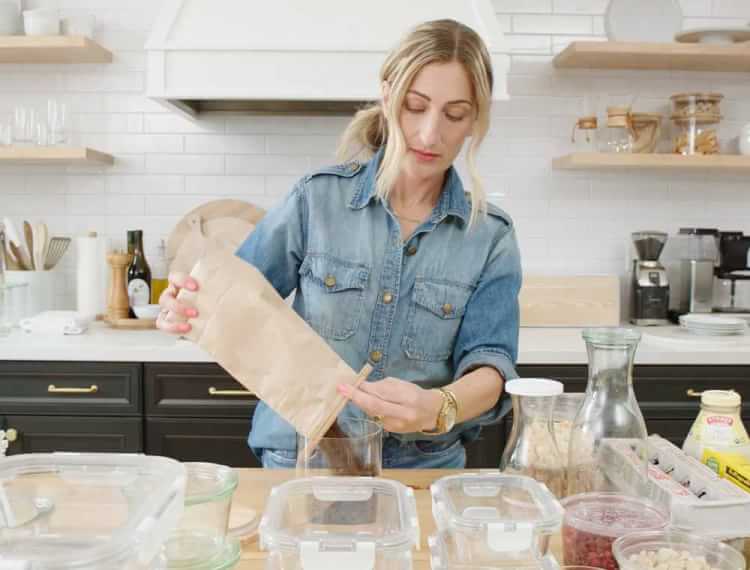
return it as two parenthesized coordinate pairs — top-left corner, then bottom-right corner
(132, 304), (161, 320)
(23, 9), (60, 36)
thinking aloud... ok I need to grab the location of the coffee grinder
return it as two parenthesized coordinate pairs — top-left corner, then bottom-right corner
(631, 231), (670, 325)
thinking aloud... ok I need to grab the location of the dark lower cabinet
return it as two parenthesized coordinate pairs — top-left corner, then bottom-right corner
(146, 417), (259, 467)
(3, 361), (749, 469)
(4, 415), (142, 454)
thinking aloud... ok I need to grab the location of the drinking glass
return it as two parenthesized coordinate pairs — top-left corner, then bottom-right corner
(297, 418), (383, 477)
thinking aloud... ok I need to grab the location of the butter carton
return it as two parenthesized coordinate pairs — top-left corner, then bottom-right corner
(702, 449), (750, 494)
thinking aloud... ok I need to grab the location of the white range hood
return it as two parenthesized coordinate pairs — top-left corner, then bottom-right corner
(145, 0), (509, 118)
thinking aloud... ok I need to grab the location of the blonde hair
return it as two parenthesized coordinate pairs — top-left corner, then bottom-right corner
(337, 19), (494, 227)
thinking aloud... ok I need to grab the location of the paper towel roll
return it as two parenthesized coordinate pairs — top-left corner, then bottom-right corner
(76, 233), (109, 321)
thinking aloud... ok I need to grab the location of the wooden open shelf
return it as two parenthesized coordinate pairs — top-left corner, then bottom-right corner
(0, 147), (114, 165)
(554, 41), (750, 72)
(552, 152), (750, 173)
(0, 35), (112, 63)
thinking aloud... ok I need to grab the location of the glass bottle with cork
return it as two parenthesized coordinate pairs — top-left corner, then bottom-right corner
(150, 239), (169, 304)
(126, 230), (151, 315)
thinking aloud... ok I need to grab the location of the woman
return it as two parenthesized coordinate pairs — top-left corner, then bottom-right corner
(158, 19), (522, 469)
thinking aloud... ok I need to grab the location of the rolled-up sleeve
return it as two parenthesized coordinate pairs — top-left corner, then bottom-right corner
(452, 225), (522, 426)
(234, 180), (308, 298)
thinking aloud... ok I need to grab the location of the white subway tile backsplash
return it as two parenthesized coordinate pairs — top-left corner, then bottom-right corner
(146, 155), (224, 175)
(712, 0), (750, 17)
(185, 175), (265, 195)
(1, 0), (747, 292)
(494, 0), (552, 14)
(184, 135), (265, 155)
(512, 14), (593, 35)
(553, 0), (608, 14)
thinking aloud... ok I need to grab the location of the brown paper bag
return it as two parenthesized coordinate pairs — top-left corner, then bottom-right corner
(175, 245), (371, 451)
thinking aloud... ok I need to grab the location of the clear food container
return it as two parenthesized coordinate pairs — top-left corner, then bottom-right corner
(0, 452), (186, 569)
(259, 476), (419, 570)
(613, 531), (746, 570)
(430, 473), (564, 567)
(670, 93), (723, 155)
(429, 531), (563, 569)
(164, 462), (253, 570)
(561, 492), (669, 570)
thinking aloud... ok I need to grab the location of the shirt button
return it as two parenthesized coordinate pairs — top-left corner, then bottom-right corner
(382, 292), (393, 304)
(370, 350), (383, 363)
(406, 244), (418, 256)
(324, 275), (336, 288)
(442, 303), (453, 315)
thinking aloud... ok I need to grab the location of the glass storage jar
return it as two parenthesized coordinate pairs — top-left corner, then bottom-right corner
(500, 379), (566, 498)
(670, 92), (723, 155)
(599, 106), (633, 153)
(567, 328), (648, 496)
(572, 116), (599, 152)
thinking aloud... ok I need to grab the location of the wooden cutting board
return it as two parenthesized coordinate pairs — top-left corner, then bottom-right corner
(167, 199), (266, 262)
(520, 275), (621, 327)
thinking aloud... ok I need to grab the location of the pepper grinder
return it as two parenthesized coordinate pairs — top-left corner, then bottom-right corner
(107, 250), (133, 321)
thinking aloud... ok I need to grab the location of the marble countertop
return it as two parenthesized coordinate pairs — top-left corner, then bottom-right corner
(1, 322), (749, 365)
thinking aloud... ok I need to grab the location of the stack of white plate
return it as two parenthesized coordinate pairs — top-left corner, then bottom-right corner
(679, 314), (748, 336)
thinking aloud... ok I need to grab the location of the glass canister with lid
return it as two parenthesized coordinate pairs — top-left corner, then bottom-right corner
(500, 378), (566, 498)
(683, 390), (750, 463)
(599, 106), (634, 153)
(671, 92), (723, 155)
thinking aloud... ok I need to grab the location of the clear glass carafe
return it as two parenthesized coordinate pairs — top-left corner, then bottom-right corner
(567, 328), (648, 496)
(500, 378), (566, 497)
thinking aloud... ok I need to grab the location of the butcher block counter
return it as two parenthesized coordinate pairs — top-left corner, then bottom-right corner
(232, 468), (750, 569)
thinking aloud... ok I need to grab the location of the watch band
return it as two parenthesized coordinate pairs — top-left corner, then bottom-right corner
(421, 387), (458, 435)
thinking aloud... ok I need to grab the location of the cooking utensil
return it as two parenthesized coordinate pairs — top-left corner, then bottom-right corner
(9, 242), (30, 271)
(2, 217), (28, 270)
(44, 237), (71, 270)
(23, 221), (35, 270)
(34, 223), (48, 272)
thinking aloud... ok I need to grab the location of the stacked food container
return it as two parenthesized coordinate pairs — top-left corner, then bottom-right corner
(0, 452), (187, 569)
(429, 472), (564, 569)
(259, 476), (420, 570)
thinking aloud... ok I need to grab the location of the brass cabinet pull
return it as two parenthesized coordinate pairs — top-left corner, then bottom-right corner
(48, 384), (99, 394)
(208, 386), (253, 397)
(5, 428), (18, 442)
(686, 389), (703, 398)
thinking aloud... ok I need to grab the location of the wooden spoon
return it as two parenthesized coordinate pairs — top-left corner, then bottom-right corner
(23, 221), (35, 270)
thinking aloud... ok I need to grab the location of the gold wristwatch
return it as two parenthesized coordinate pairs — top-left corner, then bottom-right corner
(421, 388), (458, 435)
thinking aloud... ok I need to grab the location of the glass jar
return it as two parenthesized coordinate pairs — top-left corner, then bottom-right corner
(599, 106), (633, 153)
(572, 116), (599, 152)
(297, 418), (383, 477)
(553, 393), (585, 476)
(670, 93), (723, 155)
(682, 390), (750, 463)
(500, 379), (566, 497)
(567, 328), (648, 496)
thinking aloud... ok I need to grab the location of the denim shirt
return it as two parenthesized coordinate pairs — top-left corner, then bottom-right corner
(236, 147), (522, 453)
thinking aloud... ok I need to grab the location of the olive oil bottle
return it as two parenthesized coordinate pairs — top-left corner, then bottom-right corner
(126, 230), (152, 314)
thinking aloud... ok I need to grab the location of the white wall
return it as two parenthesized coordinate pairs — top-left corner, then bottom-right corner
(1, 0), (749, 309)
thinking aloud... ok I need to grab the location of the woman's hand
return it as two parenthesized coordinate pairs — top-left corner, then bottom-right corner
(156, 271), (200, 335)
(337, 378), (444, 434)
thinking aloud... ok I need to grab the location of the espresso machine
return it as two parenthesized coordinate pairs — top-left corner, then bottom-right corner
(714, 231), (750, 313)
(631, 231), (670, 325)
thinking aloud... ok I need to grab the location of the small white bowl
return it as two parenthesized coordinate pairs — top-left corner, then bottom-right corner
(132, 304), (161, 320)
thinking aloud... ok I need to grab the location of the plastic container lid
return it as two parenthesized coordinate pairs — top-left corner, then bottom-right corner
(561, 492), (669, 538)
(259, 477), (419, 570)
(430, 473), (564, 554)
(702, 389), (741, 408)
(506, 379), (564, 397)
(0, 452), (186, 569)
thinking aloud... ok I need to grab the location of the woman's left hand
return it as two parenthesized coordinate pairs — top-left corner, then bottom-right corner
(337, 378), (443, 433)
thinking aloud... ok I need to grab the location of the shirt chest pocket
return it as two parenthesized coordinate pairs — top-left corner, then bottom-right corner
(402, 278), (475, 362)
(298, 254), (370, 340)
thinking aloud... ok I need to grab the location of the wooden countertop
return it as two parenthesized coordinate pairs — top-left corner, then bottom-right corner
(231, 468), (747, 570)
